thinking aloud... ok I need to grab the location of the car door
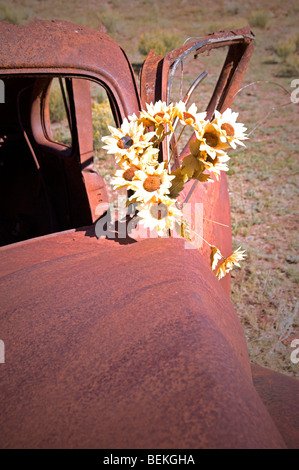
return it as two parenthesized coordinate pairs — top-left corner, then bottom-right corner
(0, 19), (142, 245)
(139, 25), (255, 293)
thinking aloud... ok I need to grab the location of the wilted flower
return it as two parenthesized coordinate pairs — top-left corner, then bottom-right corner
(210, 246), (223, 271)
(216, 247), (246, 280)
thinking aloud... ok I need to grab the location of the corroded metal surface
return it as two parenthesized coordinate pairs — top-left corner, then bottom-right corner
(0, 19), (295, 450)
(0, 233), (286, 449)
(0, 19), (141, 119)
(140, 25), (255, 112)
(251, 364), (299, 449)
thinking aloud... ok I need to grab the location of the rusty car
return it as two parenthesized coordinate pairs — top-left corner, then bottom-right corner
(0, 19), (298, 449)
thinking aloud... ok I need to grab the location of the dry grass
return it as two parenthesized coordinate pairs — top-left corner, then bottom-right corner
(1, 0), (299, 376)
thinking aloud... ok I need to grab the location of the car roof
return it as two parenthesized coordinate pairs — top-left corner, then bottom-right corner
(0, 18), (140, 116)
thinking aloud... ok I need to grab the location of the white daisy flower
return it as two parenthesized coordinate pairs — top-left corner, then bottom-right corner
(138, 145), (160, 168)
(213, 108), (247, 149)
(137, 196), (182, 236)
(196, 121), (230, 160)
(130, 162), (175, 203)
(111, 162), (141, 191)
(199, 150), (230, 179)
(174, 101), (207, 128)
(102, 118), (155, 158)
(139, 100), (176, 131)
(116, 145), (159, 173)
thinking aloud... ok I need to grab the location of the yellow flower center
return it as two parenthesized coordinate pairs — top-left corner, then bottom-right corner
(203, 132), (219, 148)
(117, 135), (134, 149)
(150, 203), (169, 220)
(143, 175), (161, 192)
(123, 166), (138, 181)
(221, 123), (235, 136)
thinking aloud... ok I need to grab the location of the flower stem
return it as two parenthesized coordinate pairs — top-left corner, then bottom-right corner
(181, 210), (229, 228)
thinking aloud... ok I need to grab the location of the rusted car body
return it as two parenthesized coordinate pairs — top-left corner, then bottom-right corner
(0, 19), (298, 449)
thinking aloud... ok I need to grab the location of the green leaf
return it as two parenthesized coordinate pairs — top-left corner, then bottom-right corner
(169, 169), (186, 198)
(126, 197), (138, 207)
(189, 139), (201, 157)
(181, 219), (192, 241)
(181, 154), (201, 179)
(156, 123), (164, 137)
(195, 173), (213, 183)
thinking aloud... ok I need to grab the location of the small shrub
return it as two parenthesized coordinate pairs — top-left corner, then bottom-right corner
(52, 127), (72, 147)
(138, 31), (181, 57)
(224, 1), (240, 15)
(249, 10), (269, 29)
(275, 54), (299, 77)
(205, 17), (248, 34)
(49, 79), (66, 124)
(91, 86), (106, 104)
(109, 0), (123, 7)
(263, 55), (279, 65)
(76, 8), (122, 34)
(92, 100), (114, 153)
(275, 39), (296, 59)
(97, 10), (122, 35)
(0, 3), (30, 24)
